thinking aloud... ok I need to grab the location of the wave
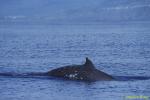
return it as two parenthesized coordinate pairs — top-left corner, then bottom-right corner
(0, 72), (149, 81)
(113, 75), (150, 81)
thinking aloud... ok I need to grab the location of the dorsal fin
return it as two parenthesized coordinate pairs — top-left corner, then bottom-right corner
(84, 57), (95, 70)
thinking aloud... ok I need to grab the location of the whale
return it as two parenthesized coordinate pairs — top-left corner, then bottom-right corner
(46, 57), (114, 81)
(0, 57), (150, 82)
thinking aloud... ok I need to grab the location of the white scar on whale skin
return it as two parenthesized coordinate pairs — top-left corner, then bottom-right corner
(65, 73), (78, 79)
(64, 73), (84, 80)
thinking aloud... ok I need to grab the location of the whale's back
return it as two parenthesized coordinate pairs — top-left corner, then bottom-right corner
(47, 65), (113, 81)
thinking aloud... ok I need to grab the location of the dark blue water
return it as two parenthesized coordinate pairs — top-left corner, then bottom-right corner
(0, 22), (150, 100)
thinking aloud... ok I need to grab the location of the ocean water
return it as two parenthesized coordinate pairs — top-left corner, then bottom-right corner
(0, 22), (150, 100)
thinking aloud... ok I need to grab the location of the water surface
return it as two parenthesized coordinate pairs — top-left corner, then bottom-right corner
(0, 22), (150, 100)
